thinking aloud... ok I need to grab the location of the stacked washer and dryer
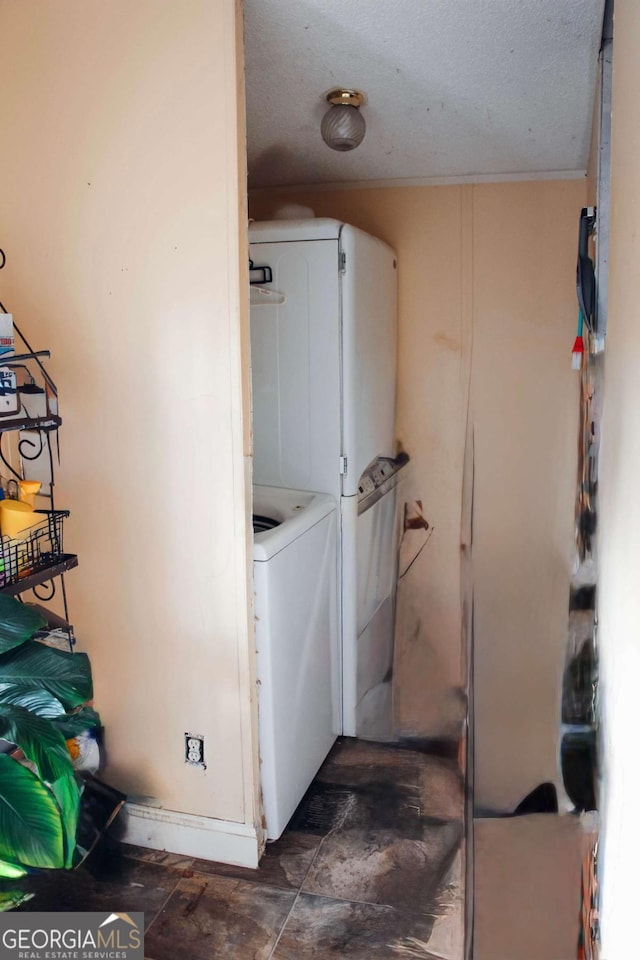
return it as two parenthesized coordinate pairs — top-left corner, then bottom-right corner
(250, 218), (408, 839)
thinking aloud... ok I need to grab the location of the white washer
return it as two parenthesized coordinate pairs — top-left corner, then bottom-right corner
(253, 485), (338, 839)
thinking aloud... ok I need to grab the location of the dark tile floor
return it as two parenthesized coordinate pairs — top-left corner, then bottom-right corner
(14, 738), (465, 960)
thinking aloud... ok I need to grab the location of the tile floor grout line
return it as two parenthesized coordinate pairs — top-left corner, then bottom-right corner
(113, 846), (196, 937)
(266, 884), (304, 959)
(266, 821), (339, 960)
(120, 848), (196, 871)
(283, 886), (446, 915)
(142, 868), (187, 936)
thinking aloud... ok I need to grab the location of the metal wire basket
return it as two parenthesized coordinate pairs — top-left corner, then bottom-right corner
(0, 509), (69, 588)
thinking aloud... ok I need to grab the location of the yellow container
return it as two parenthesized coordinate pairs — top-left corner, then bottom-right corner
(18, 480), (42, 507)
(0, 499), (41, 540)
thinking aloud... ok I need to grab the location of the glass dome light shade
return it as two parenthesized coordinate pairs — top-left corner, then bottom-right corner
(320, 103), (366, 152)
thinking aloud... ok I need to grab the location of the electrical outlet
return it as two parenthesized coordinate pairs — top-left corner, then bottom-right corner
(184, 732), (206, 769)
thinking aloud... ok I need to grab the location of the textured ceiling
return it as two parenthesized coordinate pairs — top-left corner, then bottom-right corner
(244, 0), (605, 189)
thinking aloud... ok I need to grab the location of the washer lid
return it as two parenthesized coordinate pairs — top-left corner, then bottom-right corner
(253, 486), (336, 561)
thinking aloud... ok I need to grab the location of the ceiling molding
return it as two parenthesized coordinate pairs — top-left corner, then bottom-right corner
(248, 169), (587, 197)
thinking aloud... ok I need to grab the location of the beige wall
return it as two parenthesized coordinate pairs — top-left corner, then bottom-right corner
(0, 1), (258, 829)
(597, 0), (640, 954)
(472, 181), (582, 810)
(251, 179), (582, 807)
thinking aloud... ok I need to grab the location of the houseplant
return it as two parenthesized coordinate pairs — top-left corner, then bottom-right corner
(0, 595), (100, 906)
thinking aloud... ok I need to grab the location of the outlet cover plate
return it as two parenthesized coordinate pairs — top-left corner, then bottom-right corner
(185, 732), (206, 769)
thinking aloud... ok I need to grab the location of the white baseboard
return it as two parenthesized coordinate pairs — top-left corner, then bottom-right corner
(113, 801), (261, 868)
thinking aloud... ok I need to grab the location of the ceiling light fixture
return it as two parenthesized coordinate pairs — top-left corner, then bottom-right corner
(320, 89), (366, 152)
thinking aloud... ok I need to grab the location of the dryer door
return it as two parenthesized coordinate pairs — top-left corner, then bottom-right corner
(355, 486), (399, 741)
(341, 480), (403, 741)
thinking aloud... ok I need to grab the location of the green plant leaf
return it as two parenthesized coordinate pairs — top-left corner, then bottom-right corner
(0, 754), (64, 868)
(0, 597), (46, 655)
(0, 704), (74, 785)
(0, 890), (34, 911)
(50, 706), (101, 738)
(0, 857), (27, 879)
(0, 706), (82, 870)
(51, 772), (81, 869)
(0, 685), (65, 718)
(0, 642), (92, 709)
